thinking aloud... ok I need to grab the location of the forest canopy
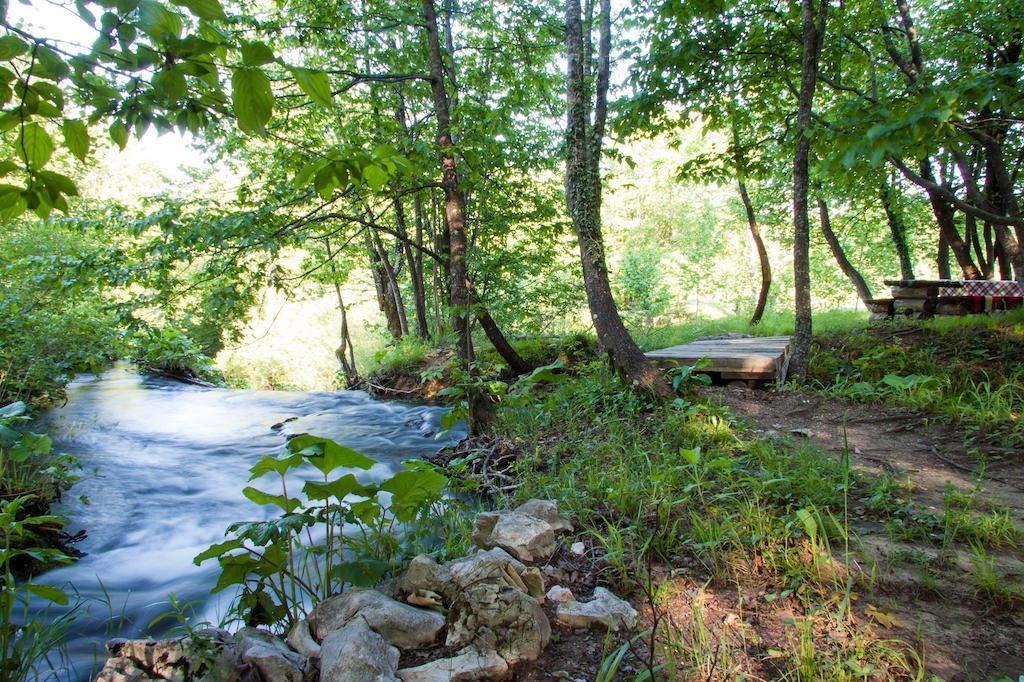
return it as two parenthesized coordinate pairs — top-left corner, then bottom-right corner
(0, 0), (1021, 398)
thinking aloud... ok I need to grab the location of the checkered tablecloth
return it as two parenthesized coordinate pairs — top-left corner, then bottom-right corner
(939, 280), (1024, 297)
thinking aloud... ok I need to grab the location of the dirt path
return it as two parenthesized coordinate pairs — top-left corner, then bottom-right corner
(704, 386), (1024, 680)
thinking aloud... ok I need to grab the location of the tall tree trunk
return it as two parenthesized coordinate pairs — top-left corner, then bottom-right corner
(937, 231), (951, 279)
(365, 232), (403, 340)
(372, 231), (409, 336)
(325, 238), (358, 386)
(738, 180), (771, 324)
(818, 197), (872, 303)
(920, 159), (981, 278)
(880, 182), (915, 280)
(965, 213), (989, 277)
(790, 0), (827, 382)
(411, 195), (431, 338)
(731, 122), (771, 325)
(423, 0), (470, 362)
(980, 137), (1024, 281)
(565, 0), (670, 397)
(393, 197), (430, 338)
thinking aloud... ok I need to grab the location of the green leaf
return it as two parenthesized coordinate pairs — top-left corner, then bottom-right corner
(153, 68), (186, 102)
(290, 67), (332, 106)
(193, 538), (244, 565)
(137, 0), (183, 39)
(287, 435), (375, 474)
(0, 401), (26, 419)
(0, 36), (29, 60)
(62, 119), (89, 160)
(242, 486), (300, 512)
(171, 0), (226, 21)
(241, 41), (275, 67)
(109, 121), (128, 150)
(381, 467), (448, 522)
(248, 453), (303, 480)
(231, 67), (273, 134)
(10, 431), (51, 463)
(17, 123), (53, 171)
(362, 164), (389, 191)
(25, 583), (69, 605)
(302, 474), (369, 501)
(439, 410), (458, 432)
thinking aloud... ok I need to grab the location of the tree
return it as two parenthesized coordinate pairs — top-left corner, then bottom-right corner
(565, 0), (670, 397)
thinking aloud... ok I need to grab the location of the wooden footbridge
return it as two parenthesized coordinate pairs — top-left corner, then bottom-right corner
(645, 335), (792, 388)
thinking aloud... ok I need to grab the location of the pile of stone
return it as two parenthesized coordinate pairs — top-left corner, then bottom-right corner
(96, 500), (637, 682)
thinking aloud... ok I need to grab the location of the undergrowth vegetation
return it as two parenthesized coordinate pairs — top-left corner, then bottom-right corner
(809, 311), (1024, 446)
(488, 358), (1021, 678)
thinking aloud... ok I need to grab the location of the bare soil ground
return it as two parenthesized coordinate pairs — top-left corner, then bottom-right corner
(698, 385), (1024, 681)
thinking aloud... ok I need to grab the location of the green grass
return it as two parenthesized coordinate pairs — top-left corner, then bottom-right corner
(631, 309), (868, 352)
(808, 311), (1024, 446)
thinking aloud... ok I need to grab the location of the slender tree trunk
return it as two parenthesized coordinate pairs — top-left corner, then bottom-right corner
(365, 232), (403, 340)
(980, 138), (1024, 281)
(325, 238), (358, 386)
(731, 122), (771, 325)
(373, 231), (409, 336)
(818, 198), (872, 304)
(738, 180), (771, 324)
(790, 0), (827, 382)
(393, 197), (430, 338)
(411, 195), (431, 337)
(920, 159), (981, 278)
(880, 182), (915, 280)
(965, 213), (989, 277)
(423, 0), (470, 362)
(937, 231), (951, 279)
(565, 0), (670, 397)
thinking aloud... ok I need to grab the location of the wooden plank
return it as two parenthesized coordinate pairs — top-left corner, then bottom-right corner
(644, 336), (792, 381)
(884, 279), (964, 287)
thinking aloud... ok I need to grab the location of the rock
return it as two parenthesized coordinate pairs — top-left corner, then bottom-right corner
(286, 619), (320, 658)
(396, 645), (510, 681)
(514, 499), (573, 533)
(400, 554), (453, 598)
(233, 628), (292, 656)
(100, 638), (191, 681)
(406, 589), (444, 609)
(545, 585), (575, 604)
(448, 548), (527, 593)
(473, 511), (557, 562)
(242, 644), (304, 682)
(570, 542), (585, 556)
(446, 583), (550, 666)
(310, 588), (445, 649)
(319, 618), (400, 682)
(94, 657), (153, 682)
(555, 587), (637, 632)
(520, 567), (545, 600)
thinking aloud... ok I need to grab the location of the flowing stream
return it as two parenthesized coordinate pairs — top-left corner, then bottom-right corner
(29, 363), (463, 680)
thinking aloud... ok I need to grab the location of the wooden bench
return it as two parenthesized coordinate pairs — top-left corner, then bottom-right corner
(881, 280), (1023, 319)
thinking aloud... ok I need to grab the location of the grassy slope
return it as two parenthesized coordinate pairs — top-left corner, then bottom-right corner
(473, 311), (1024, 679)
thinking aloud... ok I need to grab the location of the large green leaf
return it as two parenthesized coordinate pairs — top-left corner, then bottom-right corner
(231, 67), (273, 134)
(242, 486), (300, 512)
(16, 123), (54, 171)
(193, 538), (243, 565)
(287, 435), (375, 474)
(171, 0), (226, 21)
(248, 453), (303, 480)
(108, 121), (128, 150)
(381, 467), (448, 522)
(330, 559), (388, 587)
(25, 583), (69, 605)
(241, 42), (275, 67)
(0, 36), (29, 60)
(303, 474), (370, 501)
(62, 119), (89, 160)
(290, 67), (332, 106)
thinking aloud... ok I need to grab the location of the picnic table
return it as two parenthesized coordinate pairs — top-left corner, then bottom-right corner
(868, 279), (1024, 320)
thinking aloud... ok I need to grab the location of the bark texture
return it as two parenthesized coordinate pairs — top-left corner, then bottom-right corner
(565, 0), (670, 397)
(818, 198), (872, 304)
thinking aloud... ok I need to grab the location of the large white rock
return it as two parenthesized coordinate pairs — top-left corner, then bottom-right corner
(397, 645), (510, 681)
(320, 618), (401, 682)
(241, 643), (304, 682)
(471, 500), (573, 563)
(286, 618), (320, 658)
(446, 583), (550, 666)
(555, 587), (638, 631)
(310, 588), (445, 649)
